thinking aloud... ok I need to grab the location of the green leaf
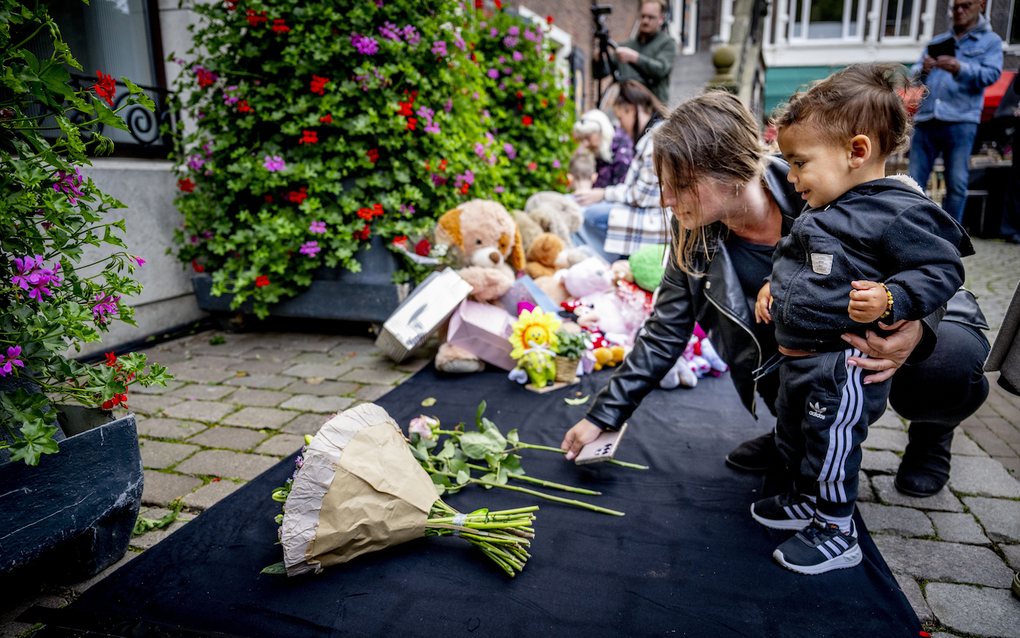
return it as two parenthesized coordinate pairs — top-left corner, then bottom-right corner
(475, 400), (486, 428)
(8, 422), (61, 466)
(507, 429), (519, 445)
(458, 431), (506, 460)
(260, 562), (288, 575)
(121, 77), (156, 111)
(421, 397), (436, 407)
(565, 395), (590, 405)
(455, 469), (470, 485)
(92, 94), (129, 131)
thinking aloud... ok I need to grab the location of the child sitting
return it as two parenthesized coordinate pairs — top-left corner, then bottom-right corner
(567, 152), (598, 193)
(752, 63), (971, 575)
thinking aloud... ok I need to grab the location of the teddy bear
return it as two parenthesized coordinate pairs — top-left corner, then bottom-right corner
(434, 199), (524, 302)
(524, 233), (566, 280)
(515, 191), (585, 255)
(433, 199), (525, 374)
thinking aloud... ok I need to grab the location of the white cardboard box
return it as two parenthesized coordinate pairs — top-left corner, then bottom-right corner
(374, 269), (474, 362)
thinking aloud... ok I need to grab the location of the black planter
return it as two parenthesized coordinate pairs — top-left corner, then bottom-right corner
(192, 234), (410, 324)
(0, 410), (143, 581)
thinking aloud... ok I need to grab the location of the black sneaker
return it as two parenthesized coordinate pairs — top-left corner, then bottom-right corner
(750, 493), (816, 530)
(726, 430), (784, 472)
(773, 519), (862, 575)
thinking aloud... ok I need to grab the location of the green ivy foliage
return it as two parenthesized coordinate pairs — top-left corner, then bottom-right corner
(0, 0), (173, 465)
(171, 0), (574, 318)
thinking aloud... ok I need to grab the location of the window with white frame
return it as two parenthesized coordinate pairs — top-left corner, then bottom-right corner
(883, 0), (922, 39)
(788, 0), (867, 40)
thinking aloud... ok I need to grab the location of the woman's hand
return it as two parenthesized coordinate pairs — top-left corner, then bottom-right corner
(840, 319), (923, 384)
(574, 188), (606, 207)
(560, 418), (605, 460)
(848, 280), (888, 323)
(754, 282), (772, 324)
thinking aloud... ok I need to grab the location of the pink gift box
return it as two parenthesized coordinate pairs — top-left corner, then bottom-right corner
(446, 300), (516, 371)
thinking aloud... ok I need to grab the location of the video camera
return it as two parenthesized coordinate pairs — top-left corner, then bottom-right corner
(591, 4), (618, 82)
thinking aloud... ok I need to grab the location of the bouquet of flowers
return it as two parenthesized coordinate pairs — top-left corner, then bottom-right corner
(269, 404), (536, 577)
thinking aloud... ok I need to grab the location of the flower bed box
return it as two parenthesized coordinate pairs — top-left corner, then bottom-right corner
(192, 235), (410, 324)
(0, 410), (143, 581)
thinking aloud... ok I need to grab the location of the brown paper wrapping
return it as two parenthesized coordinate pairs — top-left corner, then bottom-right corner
(280, 403), (439, 576)
(308, 423), (439, 568)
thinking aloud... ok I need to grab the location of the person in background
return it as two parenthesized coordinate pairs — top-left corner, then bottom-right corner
(566, 152), (599, 193)
(611, 0), (676, 106)
(574, 81), (669, 262)
(573, 109), (634, 189)
(907, 0), (1002, 224)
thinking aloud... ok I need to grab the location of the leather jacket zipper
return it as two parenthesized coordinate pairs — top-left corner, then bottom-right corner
(704, 288), (764, 418)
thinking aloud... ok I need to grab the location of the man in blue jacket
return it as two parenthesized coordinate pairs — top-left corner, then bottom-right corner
(908, 0), (1002, 224)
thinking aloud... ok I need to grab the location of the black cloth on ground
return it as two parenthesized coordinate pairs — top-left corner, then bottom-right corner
(56, 365), (921, 638)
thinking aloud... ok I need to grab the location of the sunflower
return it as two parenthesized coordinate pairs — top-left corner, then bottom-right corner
(509, 308), (562, 359)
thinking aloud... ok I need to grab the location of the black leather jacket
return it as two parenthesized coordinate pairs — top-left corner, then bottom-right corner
(585, 157), (984, 430)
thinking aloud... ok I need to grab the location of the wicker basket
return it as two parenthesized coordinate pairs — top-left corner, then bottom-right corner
(554, 356), (579, 384)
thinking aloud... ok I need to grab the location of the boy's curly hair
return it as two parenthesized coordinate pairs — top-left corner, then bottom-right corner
(773, 63), (917, 157)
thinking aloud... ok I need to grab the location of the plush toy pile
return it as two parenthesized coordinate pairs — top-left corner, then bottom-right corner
(384, 197), (728, 385)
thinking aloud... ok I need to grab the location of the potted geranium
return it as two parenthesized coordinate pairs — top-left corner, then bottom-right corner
(1, 2), (173, 579)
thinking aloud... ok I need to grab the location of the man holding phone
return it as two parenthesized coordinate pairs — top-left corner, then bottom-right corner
(908, 0), (1002, 224)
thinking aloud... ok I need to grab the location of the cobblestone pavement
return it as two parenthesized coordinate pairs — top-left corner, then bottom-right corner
(3, 238), (1019, 638)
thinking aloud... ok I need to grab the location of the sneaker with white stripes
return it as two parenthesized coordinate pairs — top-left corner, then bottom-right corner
(773, 519), (862, 575)
(750, 492), (816, 530)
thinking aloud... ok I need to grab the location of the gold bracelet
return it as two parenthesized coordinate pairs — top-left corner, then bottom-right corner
(879, 283), (893, 320)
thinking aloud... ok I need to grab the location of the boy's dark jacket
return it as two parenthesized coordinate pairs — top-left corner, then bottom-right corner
(769, 176), (972, 352)
(586, 157), (978, 430)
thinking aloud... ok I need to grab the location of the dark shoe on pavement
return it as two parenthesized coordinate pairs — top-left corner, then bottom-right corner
(726, 430), (784, 472)
(750, 492), (816, 530)
(773, 519), (862, 575)
(895, 424), (954, 497)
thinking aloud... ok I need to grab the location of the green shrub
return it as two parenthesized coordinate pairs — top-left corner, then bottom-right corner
(1, 0), (172, 465)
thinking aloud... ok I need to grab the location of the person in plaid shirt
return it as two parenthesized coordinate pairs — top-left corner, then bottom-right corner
(574, 81), (670, 261)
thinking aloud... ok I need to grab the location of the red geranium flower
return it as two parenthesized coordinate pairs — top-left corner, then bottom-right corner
(439, 159), (448, 172)
(516, 91), (523, 98)
(319, 113), (333, 124)
(299, 130), (318, 144)
(392, 236), (409, 248)
(495, 0), (502, 7)
(245, 10), (267, 26)
(237, 100), (252, 113)
(414, 238), (431, 256)
(406, 117), (417, 131)
(372, 203), (384, 216)
(265, 194), (273, 203)
(474, 0), (482, 7)
(527, 161), (537, 171)
(310, 75), (330, 95)
(178, 178), (195, 193)
(367, 148), (379, 163)
(355, 225), (371, 240)
(191, 259), (205, 273)
(546, 15), (554, 24)
(357, 208), (374, 221)
(255, 275), (270, 287)
(460, 183), (469, 195)
(522, 115), (533, 126)
(272, 19), (290, 33)
(549, 54), (555, 62)
(104, 352), (118, 367)
(541, 99), (549, 107)
(225, 0), (238, 11)
(287, 187), (308, 204)
(93, 70), (116, 107)
(398, 101), (414, 117)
